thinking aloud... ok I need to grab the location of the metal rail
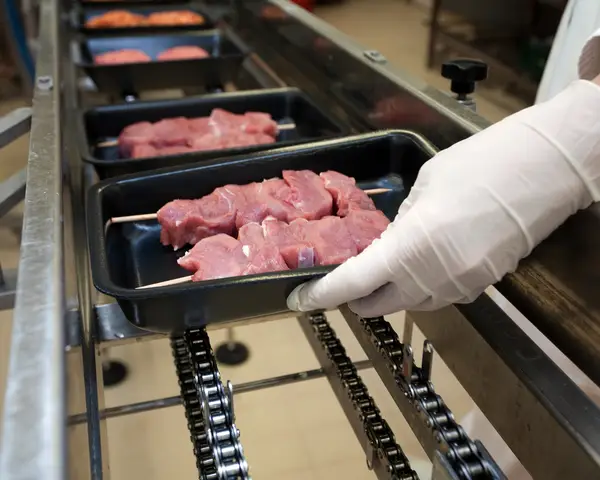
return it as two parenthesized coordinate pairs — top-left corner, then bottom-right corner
(0, 1), (64, 480)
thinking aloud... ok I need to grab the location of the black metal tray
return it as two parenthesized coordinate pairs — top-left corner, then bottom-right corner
(87, 130), (437, 333)
(73, 31), (247, 94)
(80, 87), (348, 178)
(73, 4), (214, 35)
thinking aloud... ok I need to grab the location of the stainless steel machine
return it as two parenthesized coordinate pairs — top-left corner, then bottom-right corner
(2, 0), (600, 479)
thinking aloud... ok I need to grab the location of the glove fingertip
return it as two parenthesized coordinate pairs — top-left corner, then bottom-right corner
(287, 283), (311, 312)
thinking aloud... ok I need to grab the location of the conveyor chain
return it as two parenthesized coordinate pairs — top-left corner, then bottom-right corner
(307, 313), (419, 479)
(358, 316), (501, 479)
(171, 329), (250, 480)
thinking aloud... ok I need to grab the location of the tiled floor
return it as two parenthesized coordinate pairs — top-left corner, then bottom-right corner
(0, 1), (521, 479)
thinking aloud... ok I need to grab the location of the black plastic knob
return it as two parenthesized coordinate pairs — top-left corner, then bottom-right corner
(441, 59), (488, 96)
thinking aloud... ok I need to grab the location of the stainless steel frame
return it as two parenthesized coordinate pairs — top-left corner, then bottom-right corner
(0, 2), (64, 480)
(2, 0), (600, 479)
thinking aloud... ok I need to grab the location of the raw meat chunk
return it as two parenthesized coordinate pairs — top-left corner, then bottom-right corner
(188, 117), (211, 134)
(145, 11), (205, 26)
(344, 210), (390, 252)
(254, 178), (298, 223)
(86, 10), (145, 28)
(94, 49), (151, 65)
(242, 112), (279, 137)
(320, 170), (376, 216)
(157, 46), (210, 61)
(238, 223), (289, 275)
(229, 183), (271, 229)
(158, 145), (194, 156)
(189, 132), (275, 151)
(178, 234), (247, 281)
(130, 144), (158, 159)
(157, 191), (237, 250)
(118, 122), (154, 156)
(305, 216), (357, 265)
(263, 215), (356, 267)
(282, 170), (333, 220)
(231, 179), (298, 228)
(152, 117), (191, 148)
(262, 217), (315, 269)
(208, 109), (278, 137)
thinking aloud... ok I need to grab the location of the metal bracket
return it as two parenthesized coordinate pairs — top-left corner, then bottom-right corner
(363, 50), (388, 64)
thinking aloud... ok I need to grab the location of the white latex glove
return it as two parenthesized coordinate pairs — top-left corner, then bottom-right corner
(287, 79), (600, 317)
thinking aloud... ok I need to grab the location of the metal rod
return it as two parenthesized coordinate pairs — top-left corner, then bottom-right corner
(0, 0), (64, 478)
(0, 167), (26, 219)
(0, 107), (31, 150)
(226, 327), (235, 346)
(68, 361), (372, 425)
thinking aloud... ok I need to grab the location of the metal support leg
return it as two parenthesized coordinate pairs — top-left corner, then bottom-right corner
(215, 327), (250, 366)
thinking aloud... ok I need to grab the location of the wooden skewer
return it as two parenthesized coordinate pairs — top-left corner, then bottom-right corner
(105, 188), (392, 230)
(137, 275), (192, 289)
(97, 123), (297, 148)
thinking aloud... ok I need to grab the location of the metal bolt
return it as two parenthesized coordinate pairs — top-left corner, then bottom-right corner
(36, 76), (53, 90)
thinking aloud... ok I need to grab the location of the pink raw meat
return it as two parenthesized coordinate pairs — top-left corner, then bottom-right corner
(158, 145), (194, 156)
(344, 210), (390, 252)
(282, 170), (333, 220)
(189, 132), (275, 151)
(94, 49), (151, 65)
(243, 112), (278, 137)
(238, 222), (289, 275)
(116, 110), (279, 160)
(178, 234), (248, 281)
(319, 170), (376, 216)
(188, 117), (211, 135)
(305, 216), (357, 265)
(130, 143), (158, 159)
(262, 217), (315, 269)
(233, 183), (270, 229)
(157, 191), (237, 250)
(118, 122), (154, 156)
(254, 178), (298, 223)
(151, 117), (192, 148)
(233, 179), (298, 228)
(208, 109), (278, 137)
(157, 46), (210, 61)
(220, 132), (275, 148)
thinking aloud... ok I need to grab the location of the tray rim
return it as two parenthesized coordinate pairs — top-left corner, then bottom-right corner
(78, 86), (349, 167)
(87, 129), (438, 301)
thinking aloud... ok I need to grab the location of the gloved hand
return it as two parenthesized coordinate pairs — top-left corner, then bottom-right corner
(287, 79), (600, 317)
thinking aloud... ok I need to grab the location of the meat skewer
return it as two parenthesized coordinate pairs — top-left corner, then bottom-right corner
(96, 122), (297, 148)
(137, 210), (391, 290)
(106, 188), (391, 228)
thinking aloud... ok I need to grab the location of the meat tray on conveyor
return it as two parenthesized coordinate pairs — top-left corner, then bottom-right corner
(80, 87), (348, 178)
(73, 31), (247, 94)
(86, 130), (437, 333)
(73, 4), (214, 35)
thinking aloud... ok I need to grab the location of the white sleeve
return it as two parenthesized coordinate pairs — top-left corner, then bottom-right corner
(579, 28), (600, 80)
